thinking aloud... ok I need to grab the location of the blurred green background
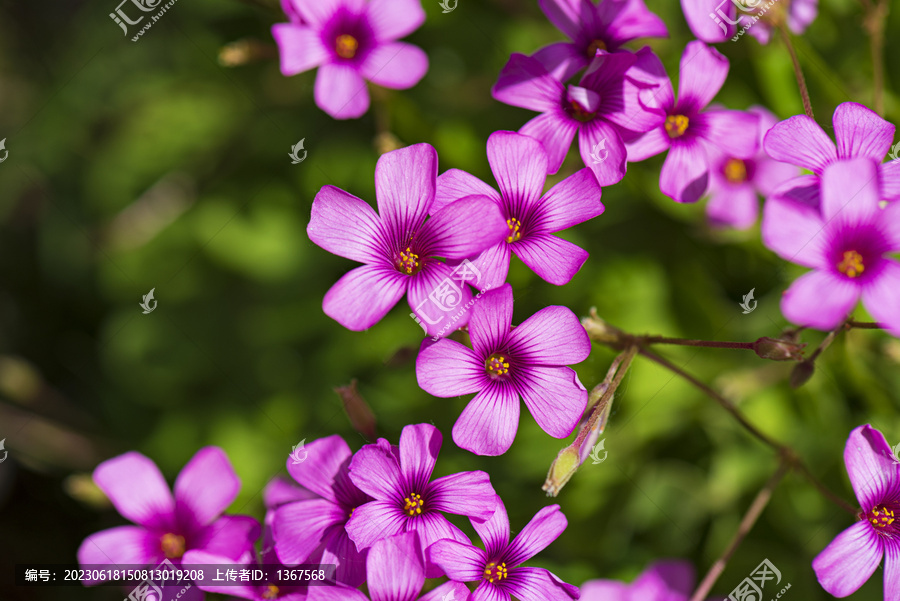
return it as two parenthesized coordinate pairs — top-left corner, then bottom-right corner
(1, 0), (899, 599)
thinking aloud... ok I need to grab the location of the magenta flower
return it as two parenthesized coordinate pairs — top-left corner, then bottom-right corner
(762, 158), (900, 336)
(581, 560), (696, 600)
(416, 284), (590, 456)
(744, 0), (818, 44)
(345, 423), (498, 575)
(307, 143), (507, 337)
(492, 48), (665, 185)
(812, 425), (900, 599)
(308, 532), (469, 601)
(428, 498), (579, 601)
(624, 41), (760, 203)
(764, 101), (900, 206)
(433, 131), (604, 289)
(533, 0), (668, 80)
(77, 448), (259, 580)
(681, 0), (818, 43)
(272, 435), (372, 587)
(272, 0), (429, 119)
(705, 106), (798, 229)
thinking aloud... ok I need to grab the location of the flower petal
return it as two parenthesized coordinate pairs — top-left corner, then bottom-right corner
(361, 42), (428, 89)
(516, 366), (587, 439)
(602, 0), (669, 43)
(519, 112), (579, 175)
(413, 511), (471, 555)
(367, 532), (425, 601)
(885, 541), (900, 601)
(315, 63), (370, 120)
(624, 126), (669, 162)
(820, 157), (881, 226)
(290, 0), (363, 27)
(429, 471), (497, 520)
(760, 194), (827, 268)
(366, 0), (426, 41)
(843, 424), (900, 509)
(532, 42), (588, 82)
(408, 261), (476, 338)
(93, 452), (174, 530)
(264, 476), (318, 510)
(349, 443), (404, 502)
(272, 24), (328, 76)
(376, 143), (437, 234)
(194, 515), (261, 562)
(452, 384), (520, 456)
(174, 447), (240, 529)
(513, 233), (590, 286)
(579, 579), (629, 601)
(781, 270), (860, 330)
(470, 581), (510, 601)
(451, 242), (512, 292)
(320, 528), (368, 588)
(486, 131), (548, 211)
(863, 260), (900, 338)
(503, 505), (567, 567)
(506, 567), (579, 601)
(660, 140), (709, 203)
(469, 284), (513, 357)
(435, 169), (500, 214)
(471, 496), (510, 557)
(578, 120), (627, 186)
(764, 114), (837, 174)
(308, 185), (385, 264)
(426, 539), (487, 582)
(345, 499), (407, 550)
(536, 168), (605, 233)
(700, 109), (760, 159)
(273, 500), (346, 565)
(416, 339), (485, 397)
(77, 527), (158, 573)
(181, 550), (257, 597)
(422, 195), (507, 260)
(538, 0), (583, 39)
(680, 0), (734, 42)
(507, 306), (590, 366)
(813, 520), (883, 598)
(310, 584), (370, 601)
(677, 41), (728, 112)
(880, 160), (900, 201)
(492, 54), (565, 113)
(834, 101), (895, 162)
(631, 560), (695, 598)
(286, 435), (352, 503)
(706, 183), (758, 230)
(399, 423), (441, 494)
(323, 264), (408, 331)
(418, 581), (472, 601)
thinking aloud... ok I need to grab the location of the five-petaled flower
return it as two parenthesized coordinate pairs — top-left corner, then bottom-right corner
(345, 423), (498, 577)
(428, 498), (580, 601)
(416, 284), (590, 456)
(273, 0), (429, 119)
(307, 143), (507, 337)
(434, 131), (604, 289)
(580, 559), (699, 601)
(762, 157), (900, 337)
(813, 425), (900, 599)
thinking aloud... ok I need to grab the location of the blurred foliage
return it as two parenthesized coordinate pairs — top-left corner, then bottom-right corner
(1, 0), (899, 600)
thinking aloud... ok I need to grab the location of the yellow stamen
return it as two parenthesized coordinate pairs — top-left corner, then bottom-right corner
(870, 506), (895, 528)
(262, 584), (280, 599)
(485, 354), (510, 377)
(723, 158), (747, 183)
(483, 561), (508, 583)
(586, 38), (607, 57)
(335, 34), (359, 59)
(837, 250), (865, 278)
(664, 114), (689, 139)
(403, 493), (424, 516)
(398, 246), (420, 274)
(160, 533), (186, 559)
(506, 218), (523, 243)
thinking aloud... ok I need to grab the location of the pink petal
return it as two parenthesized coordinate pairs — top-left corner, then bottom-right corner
(470, 581), (510, 601)
(487, 131), (548, 210)
(290, 0), (364, 27)
(660, 141), (709, 203)
(345, 499), (407, 550)
(426, 538), (487, 582)
(264, 476), (317, 509)
(419, 581), (472, 601)
(579, 49), (636, 94)
(315, 63), (370, 119)
(413, 511), (471, 553)
(507, 306), (590, 365)
(519, 112), (579, 175)
(423, 195), (507, 259)
(602, 0), (669, 42)
(532, 42), (588, 82)
(194, 515), (261, 561)
(753, 155), (801, 197)
(881, 200), (900, 248)
(399, 423), (441, 493)
(311, 584), (370, 601)
(764, 114), (837, 174)
(579, 579), (629, 600)
(375, 143), (437, 233)
(578, 120), (627, 186)
(680, 0), (734, 42)
(538, 0), (583, 39)
(820, 157), (881, 225)
(93, 452), (174, 530)
(760, 194), (827, 268)
(625, 126), (669, 162)
(308, 185), (385, 264)
(781, 270), (860, 330)
(468, 284), (513, 357)
(627, 47), (673, 118)
(472, 497), (510, 557)
(367, 532), (425, 601)
(885, 542), (900, 601)
(863, 260), (900, 338)
(834, 101), (895, 162)
(174, 447), (240, 529)
(407, 261), (475, 338)
(77, 527), (157, 573)
(349, 444), (404, 502)
(504, 506), (567, 566)
(428, 471), (497, 520)
(323, 264), (408, 331)
(706, 184), (758, 230)
(677, 41), (728, 111)
(537, 168), (604, 233)
(181, 550), (258, 597)
(844, 424), (900, 509)
(881, 160), (900, 201)
(452, 384), (520, 456)
(813, 520), (883, 597)
(507, 567), (579, 601)
(416, 339), (485, 397)
(701, 109), (760, 158)
(492, 53), (565, 113)
(435, 169), (500, 215)
(631, 560), (695, 598)
(513, 233), (590, 285)
(272, 24), (328, 76)
(516, 366), (587, 439)
(365, 0), (425, 41)
(286, 435), (352, 502)
(360, 42), (428, 89)
(273, 500), (345, 565)
(319, 528), (368, 587)
(454, 242), (512, 292)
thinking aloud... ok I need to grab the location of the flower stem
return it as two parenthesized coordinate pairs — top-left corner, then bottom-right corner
(778, 24), (814, 119)
(861, 0), (889, 115)
(638, 336), (755, 351)
(847, 320), (886, 330)
(688, 461), (789, 601)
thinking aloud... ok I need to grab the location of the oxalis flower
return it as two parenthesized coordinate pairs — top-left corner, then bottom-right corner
(434, 131), (604, 289)
(427, 498), (579, 601)
(307, 143), (507, 337)
(492, 47), (664, 186)
(77, 448), (259, 582)
(624, 40), (760, 203)
(682, 0), (817, 43)
(272, 0), (428, 119)
(345, 423), (498, 577)
(272, 435), (372, 587)
(580, 560), (697, 601)
(764, 101), (900, 207)
(416, 284), (590, 456)
(308, 532), (469, 601)
(533, 0), (668, 80)
(813, 425), (900, 599)
(761, 157), (900, 336)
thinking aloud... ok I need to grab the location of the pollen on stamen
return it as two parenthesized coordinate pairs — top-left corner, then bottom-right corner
(837, 250), (865, 278)
(398, 246), (421, 275)
(485, 354), (510, 378)
(160, 533), (186, 559)
(335, 34), (359, 59)
(403, 493), (424, 516)
(483, 561), (508, 583)
(723, 158), (747, 183)
(262, 584), (280, 599)
(664, 114), (689, 139)
(506, 218), (523, 243)
(870, 506), (896, 528)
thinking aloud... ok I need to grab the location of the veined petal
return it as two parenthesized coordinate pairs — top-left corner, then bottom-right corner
(624, 126), (669, 162)
(885, 541), (900, 601)
(505, 567), (579, 601)
(578, 120), (627, 186)
(264, 476), (317, 510)
(764, 114), (837, 174)
(844, 424), (900, 510)
(422, 195), (507, 260)
(579, 49), (636, 94)
(308, 185), (385, 264)
(677, 41), (728, 112)
(310, 584), (370, 601)
(519, 112), (579, 175)
(194, 515), (261, 561)
(428, 471), (497, 520)
(315, 63), (370, 120)
(767, 174), (821, 210)
(627, 47), (673, 116)
(408, 261), (476, 338)
(349, 444), (404, 502)
(365, 0), (426, 41)
(93, 452), (174, 531)
(680, 0), (734, 42)
(513, 233), (590, 286)
(813, 521), (883, 598)
(452, 243), (512, 292)
(507, 306), (590, 365)
(323, 264), (407, 331)
(820, 157), (881, 225)
(273, 500), (346, 565)
(427, 538), (487, 582)
(399, 423), (442, 494)
(418, 581), (472, 601)
(181, 550), (257, 597)
(376, 143), (437, 235)
(413, 511), (471, 556)
(435, 169), (500, 214)
(834, 101), (895, 162)
(487, 131), (548, 211)
(320, 528), (368, 588)
(286, 435), (352, 503)
(360, 42), (428, 90)
(881, 160), (900, 201)
(272, 24), (328, 76)
(536, 168), (604, 233)
(469, 284), (513, 357)
(416, 339), (485, 397)
(602, 0), (669, 43)
(516, 366), (587, 439)
(700, 109), (760, 159)
(760, 194), (827, 268)
(345, 499), (407, 550)
(472, 497), (510, 557)
(174, 447), (240, 529)
(538, 0), (583, 39)
(781, 270), (860, 330)
(77, 527), (158, 573)
(471, 581), (510, 601)
(504, 506), (567, 566)
(492, 54), (565, 113)
(452, 384), (520, 456)
(863, 260), (900, 338)
(532, 42), (588, 82)
(659, 141), (709, 203)
(367, 532), (425, 601)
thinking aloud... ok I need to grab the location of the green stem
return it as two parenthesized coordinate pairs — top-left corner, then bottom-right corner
(779, 24), (814, 119)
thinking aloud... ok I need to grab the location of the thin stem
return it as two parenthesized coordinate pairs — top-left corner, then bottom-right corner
(689, 462), (789, 601)
(779, 24), (814, 119)
(639, 336), (755, 351)
(847, 321), (886, 330)
(863, 0), (889, 115)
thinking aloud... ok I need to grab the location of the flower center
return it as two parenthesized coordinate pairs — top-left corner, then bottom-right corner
(483, 561), (508, 583)
(665, 114), (690, 139)
(567, 100), (596, 122)
(335, 34), (359, 59)
(349, 507), (355, 519)
(585, 38), (607, 57)
(397, 246), (422, 275)
(506, 218), (523, 243)
(837, 250), (865, 278)
(723, 158), (747, 183)
(160, 533), (186, 559)
(485, 353), (510, 378)
(868, 505), (897, 531)
(262, 584), (280, 599)
(403, 493), (424, 516)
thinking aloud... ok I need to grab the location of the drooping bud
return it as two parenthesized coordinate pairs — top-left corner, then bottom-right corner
(334, 379), (377, 441)
(790, 361), (816, 388)
(753, 337), (806, 361)
(581, 309), (622, 344)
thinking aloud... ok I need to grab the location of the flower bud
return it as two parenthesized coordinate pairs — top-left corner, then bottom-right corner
(790, 361), (816, 388)
(543, 446), (580, 498)
(753, 337), (806, 361)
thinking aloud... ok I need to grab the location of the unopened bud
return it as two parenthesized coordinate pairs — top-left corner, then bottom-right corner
(753, 337), (806, 361)
(334, 379), (377, 440)
(543, 446), (580, 498)
(790, 361), (816, 388)
(581, 310), (620, 344)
